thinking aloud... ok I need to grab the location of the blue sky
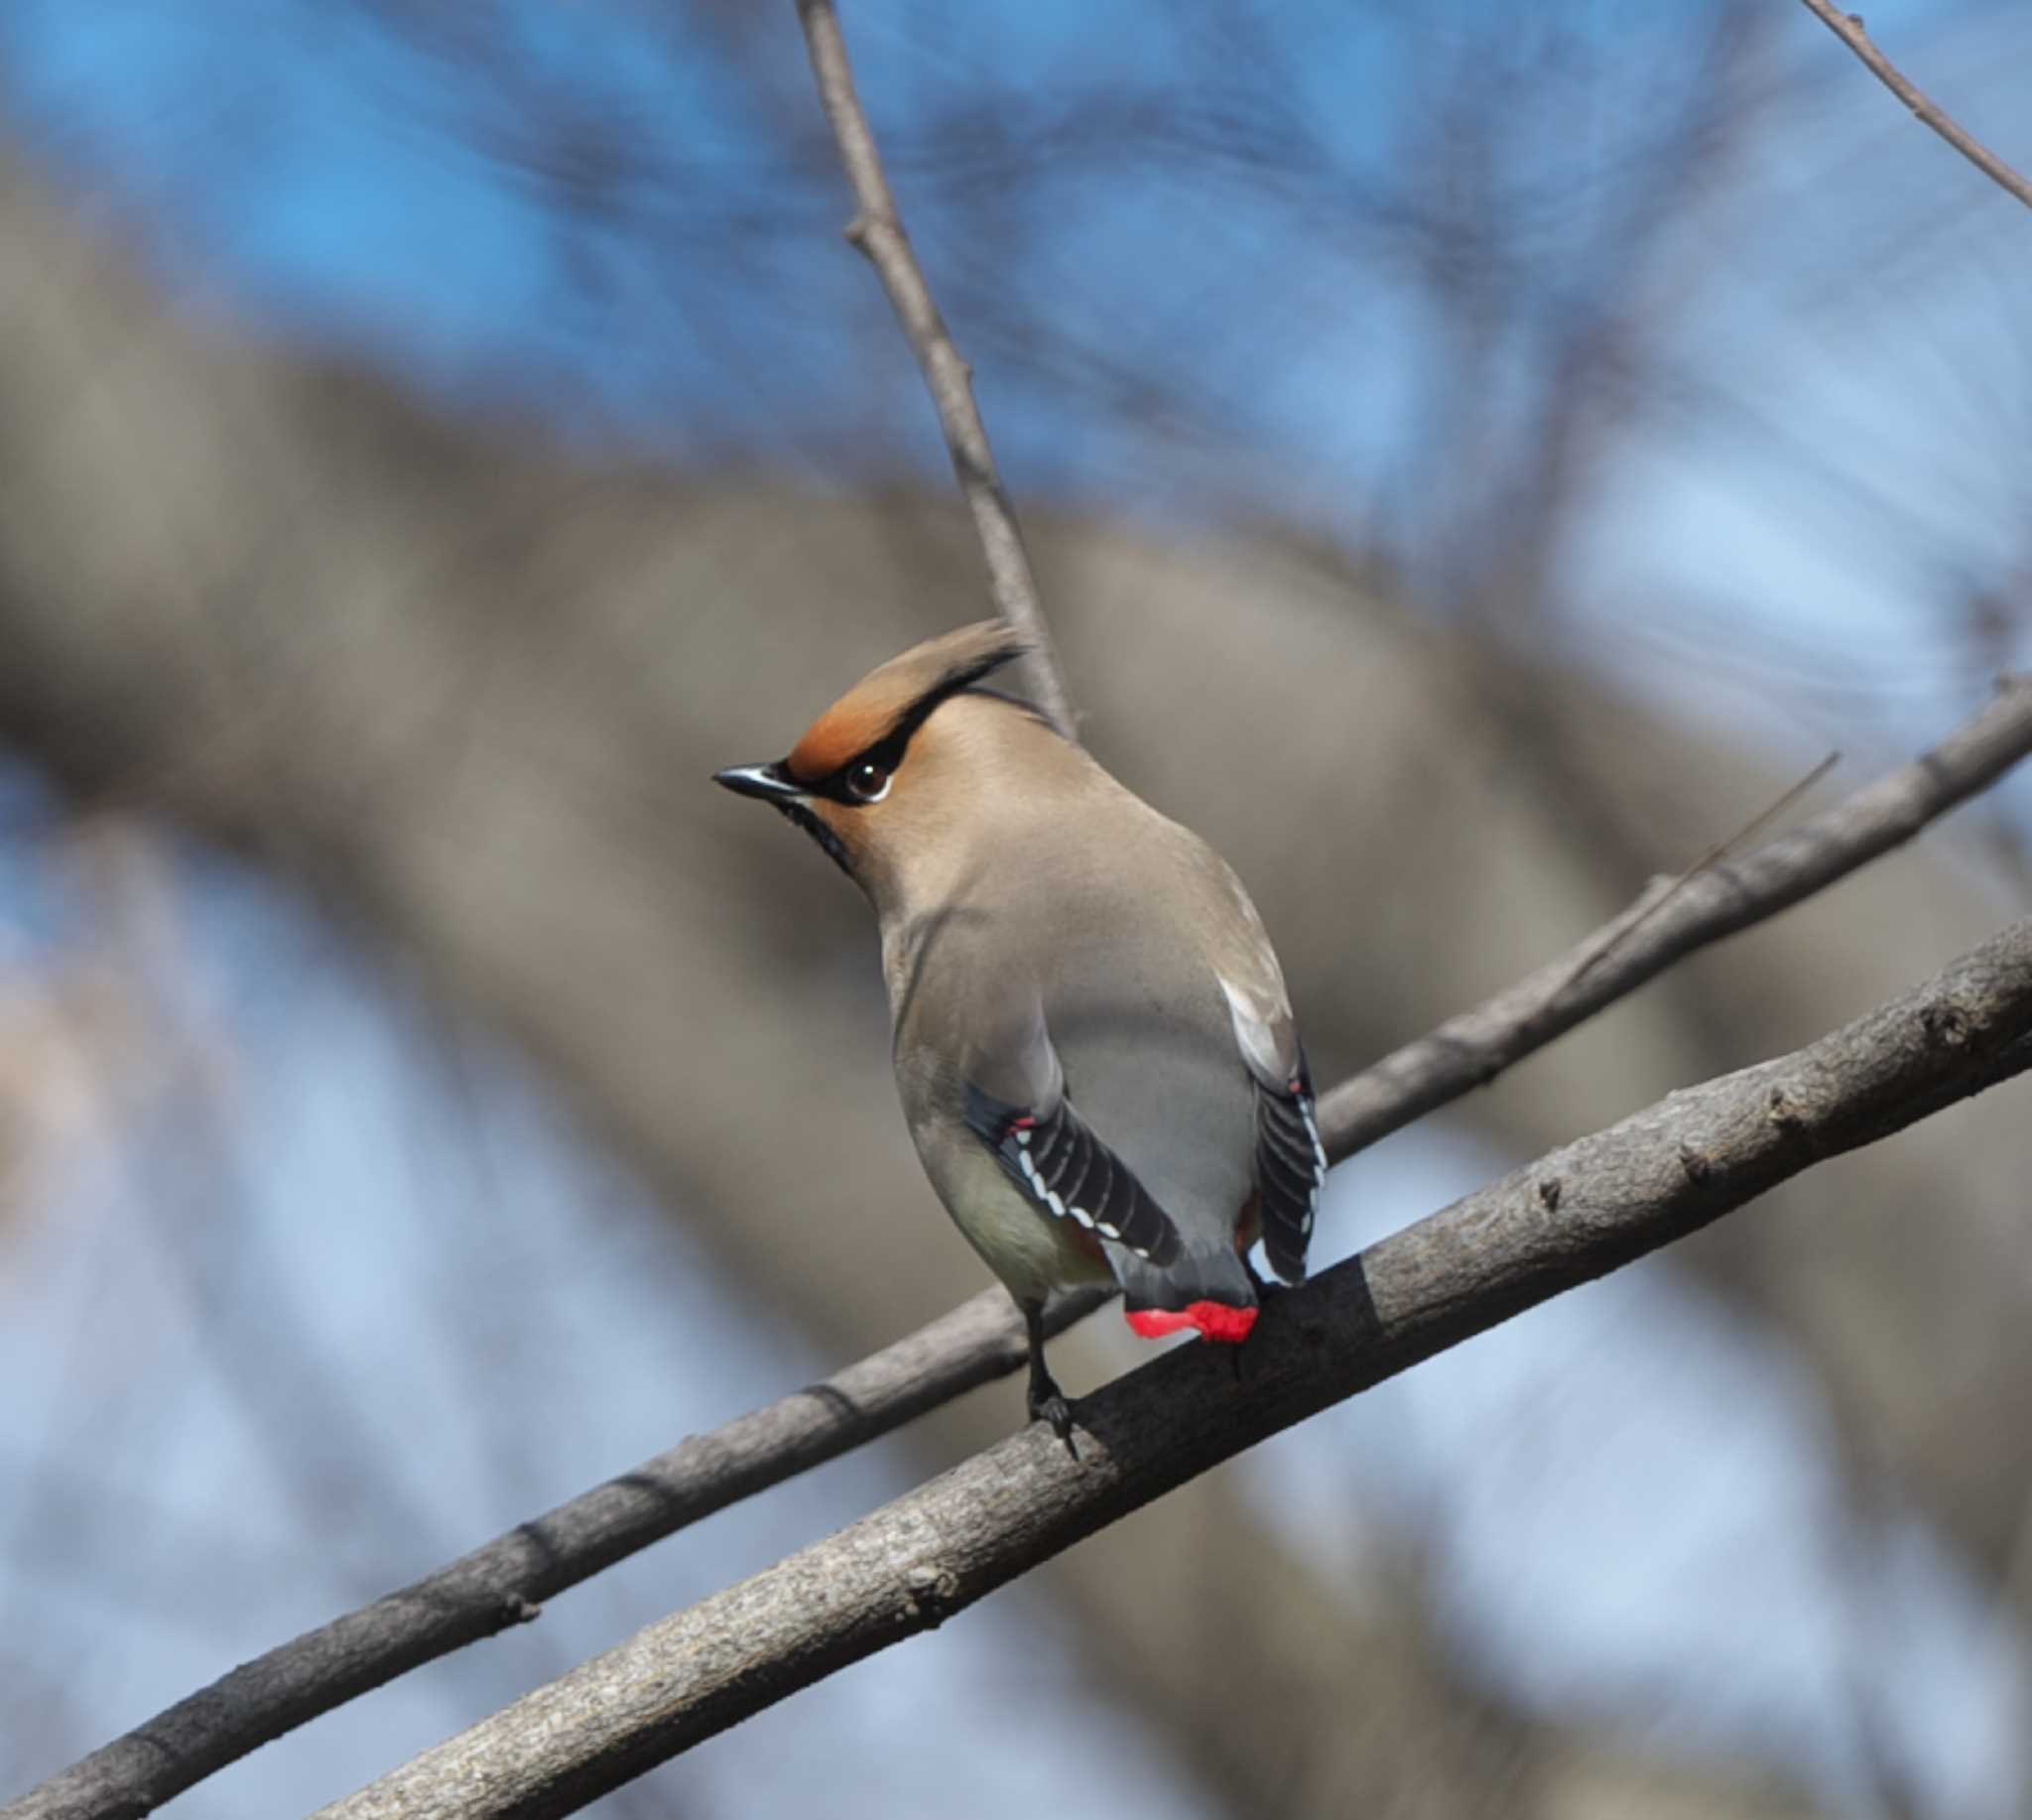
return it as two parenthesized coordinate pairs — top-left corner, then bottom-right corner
(0, 0), (2009, 776)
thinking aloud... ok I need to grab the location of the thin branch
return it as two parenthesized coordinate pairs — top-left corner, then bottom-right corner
(1559, 748), (1839, 993)
(1798, 0), (2032, 212)
(793, 0), (1077, 736)
(11, 677), (2031, 1820)
(312, 920), (2032, 1820)
(1316, 675), (2032, 1154)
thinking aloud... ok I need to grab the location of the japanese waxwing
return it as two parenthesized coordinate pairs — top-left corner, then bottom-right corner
(714, 621), (1326, 1452)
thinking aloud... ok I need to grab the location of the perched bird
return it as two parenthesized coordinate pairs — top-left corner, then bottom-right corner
(714, 621), (1326, 1451)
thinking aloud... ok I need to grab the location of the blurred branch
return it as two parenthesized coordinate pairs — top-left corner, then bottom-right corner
(313, 919), (2032, 1820)
(1799, 0), (2032, 210)
(12, 678), (2031, 1820)
(792, 0), (1076, 736)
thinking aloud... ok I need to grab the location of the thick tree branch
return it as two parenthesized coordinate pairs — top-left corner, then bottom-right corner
(1798, 0), (2032, 211)
(11, 678), (2030, 1820)
(313, 920), (2032, 1820)
(792, 0), (1077, 735)
(0, 1285), (1107, 1820)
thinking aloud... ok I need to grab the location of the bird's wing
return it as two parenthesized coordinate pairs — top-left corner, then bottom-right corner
(1216, 974), (1328, 1286)
(1109, 827), (1326, 1286)
(960, 1000), (1181, 1268)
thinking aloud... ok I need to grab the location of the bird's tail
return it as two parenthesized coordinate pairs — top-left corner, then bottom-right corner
(1112, 1241), (1258, 1345)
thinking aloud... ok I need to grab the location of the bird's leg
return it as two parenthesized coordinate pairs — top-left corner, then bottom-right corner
(1233, 1256), (1283, 1380)
(1023, 1300), (1079, 1461)
(1242, 1255), (1294, 1316)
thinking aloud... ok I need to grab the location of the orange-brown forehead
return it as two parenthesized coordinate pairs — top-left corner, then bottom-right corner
(784, 678), (912, 783)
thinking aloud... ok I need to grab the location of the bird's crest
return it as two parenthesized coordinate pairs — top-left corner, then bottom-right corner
(785, 620), (1031, 785)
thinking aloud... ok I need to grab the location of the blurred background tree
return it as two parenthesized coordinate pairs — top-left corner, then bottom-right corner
(0, 3), (2028, 1816)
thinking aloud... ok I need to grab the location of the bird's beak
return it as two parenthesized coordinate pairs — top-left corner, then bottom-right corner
(712, 760), (807, 803)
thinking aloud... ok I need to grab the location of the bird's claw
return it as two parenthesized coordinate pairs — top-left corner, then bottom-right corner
(1030, 1390), (1080, 1461)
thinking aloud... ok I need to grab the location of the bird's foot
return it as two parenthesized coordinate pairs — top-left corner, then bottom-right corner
(1233, 1277), (1280, 1381)
(1029, 1387), (1080, 1462)
(1245, 1256), (1290, 1301)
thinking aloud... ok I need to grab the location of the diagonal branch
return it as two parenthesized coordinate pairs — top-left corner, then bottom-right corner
(10, 676), (2030, 1820)
(0, 1283), (1103, 1820)
(1317, 674), (2032, 1152)
(1557, 749), (1840, 995)
(1797, 0), (2032, 211)
(311, 920), (2032, 1820)
(793, 0), (1077, 736)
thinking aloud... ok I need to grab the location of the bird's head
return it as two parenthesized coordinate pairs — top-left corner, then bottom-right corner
(714, 619), (1050, 903)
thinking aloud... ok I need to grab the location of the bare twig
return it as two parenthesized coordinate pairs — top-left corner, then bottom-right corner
(312, 920), (2032, 1820)
(1316, 676), (2032, 1155)
(793, 0), (1076, 735)
(11, 679), (2031, 1820)
(1798, 0), (2032, 212)
(1560, 749), (1839, 993)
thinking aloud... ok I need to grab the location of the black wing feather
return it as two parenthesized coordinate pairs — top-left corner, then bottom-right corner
(1255, 1058), (1327, 1285)
(963, 1083), (1180, 1266)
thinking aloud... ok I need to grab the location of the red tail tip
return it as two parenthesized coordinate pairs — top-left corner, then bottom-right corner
(1125, 1300), (1259, 1345)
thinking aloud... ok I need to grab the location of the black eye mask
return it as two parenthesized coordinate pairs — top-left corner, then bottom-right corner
(719, 637), (1055, 880)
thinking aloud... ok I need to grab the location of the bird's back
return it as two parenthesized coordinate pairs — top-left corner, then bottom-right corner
(891, 718), (1265, 1244)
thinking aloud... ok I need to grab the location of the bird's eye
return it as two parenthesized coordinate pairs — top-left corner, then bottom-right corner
(845, 760), (892, 803)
